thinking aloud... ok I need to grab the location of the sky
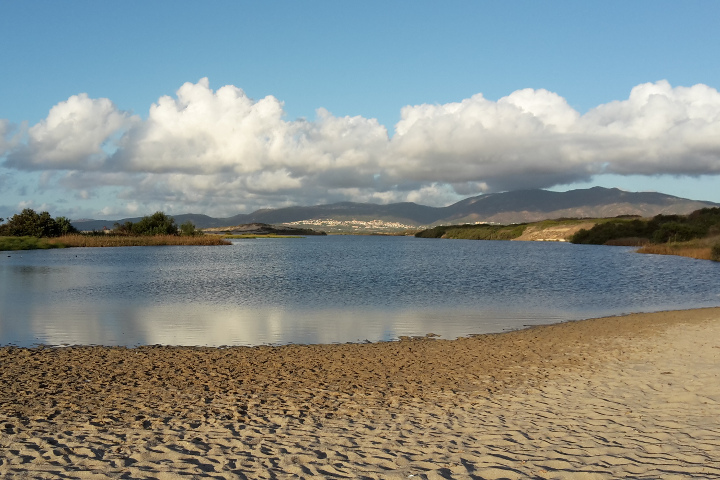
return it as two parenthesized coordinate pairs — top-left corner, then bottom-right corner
(1, 1), (719, 220)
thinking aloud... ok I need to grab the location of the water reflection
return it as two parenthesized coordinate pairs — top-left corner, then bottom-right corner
(18, 303), (573, 347)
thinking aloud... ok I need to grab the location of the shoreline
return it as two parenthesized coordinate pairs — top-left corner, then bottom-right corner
(4, 305), (720, 350)
(1, 307), (719, 478)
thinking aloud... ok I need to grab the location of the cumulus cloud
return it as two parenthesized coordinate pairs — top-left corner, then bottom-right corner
(387, 89), (596, 191)
(5, 94), (138, 170)
(3, 79), (720, 215)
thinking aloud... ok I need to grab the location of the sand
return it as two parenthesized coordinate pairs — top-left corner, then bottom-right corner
(1, 308), (719, 479)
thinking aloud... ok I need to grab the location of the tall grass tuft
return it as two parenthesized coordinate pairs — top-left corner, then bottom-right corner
(636, 244), (712, 261)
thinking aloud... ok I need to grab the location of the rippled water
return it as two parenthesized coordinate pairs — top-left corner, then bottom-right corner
(1, 236), (719, 346)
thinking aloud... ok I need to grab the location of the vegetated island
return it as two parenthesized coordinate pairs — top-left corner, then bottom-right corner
(415, 207), (720, 261)
(0, 210), (329, 251)
(0, 209), (230, 251)
(202, 223), (327, 238)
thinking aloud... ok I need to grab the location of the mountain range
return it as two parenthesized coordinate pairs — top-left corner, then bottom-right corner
(71, 187), (719, 231)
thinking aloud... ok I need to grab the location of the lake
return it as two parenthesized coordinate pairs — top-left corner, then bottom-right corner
(1, 236), (719, 347)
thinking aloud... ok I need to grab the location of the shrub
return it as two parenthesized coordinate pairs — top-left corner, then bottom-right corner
(570, 219), (652, 244)
(651, 222), (707, 243)
(571, 208), (720, 245)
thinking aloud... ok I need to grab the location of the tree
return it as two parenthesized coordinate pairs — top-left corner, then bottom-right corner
(113, 212), (180, 236)
(113, 221), (135, 235)
(0, 209), (61, 237)
(180, 220), (202, 236)
(133, 212), (179, 235)
(55, 216), (79, 235)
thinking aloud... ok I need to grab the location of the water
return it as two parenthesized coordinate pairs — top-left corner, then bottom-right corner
(1, 236), (719, 347)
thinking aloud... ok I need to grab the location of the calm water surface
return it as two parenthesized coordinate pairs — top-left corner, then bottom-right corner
(1, 236), (719, 347)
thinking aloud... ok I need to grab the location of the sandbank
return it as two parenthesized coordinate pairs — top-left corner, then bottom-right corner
(1, 308), (719, 479)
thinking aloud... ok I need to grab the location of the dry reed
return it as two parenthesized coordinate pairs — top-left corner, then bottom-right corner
(48, 235), (232, 248)
(637, 244), (712, 261)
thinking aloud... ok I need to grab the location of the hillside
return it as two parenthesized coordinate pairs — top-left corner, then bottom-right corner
(415, 219), (604, 242)
(71, 187), (718, 232)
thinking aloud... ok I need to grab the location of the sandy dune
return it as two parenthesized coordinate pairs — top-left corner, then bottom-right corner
(1, 308), (719, 479)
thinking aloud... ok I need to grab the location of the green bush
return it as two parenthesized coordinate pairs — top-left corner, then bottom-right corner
(651, 222), (707, 243)
(570, 219), (652, 244)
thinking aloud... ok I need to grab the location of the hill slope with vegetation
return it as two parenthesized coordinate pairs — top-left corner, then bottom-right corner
(570, 207), (720, 261)
(414, 218), (614, 241)
(415, 208), (720, 261)
(570, 208), (720, 245)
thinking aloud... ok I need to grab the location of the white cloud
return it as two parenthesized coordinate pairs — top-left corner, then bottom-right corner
(388, 89), (596, 191)
(5, 94), (138, 170)
(3, 79), (720, 216)
(112, 79), (388, 179)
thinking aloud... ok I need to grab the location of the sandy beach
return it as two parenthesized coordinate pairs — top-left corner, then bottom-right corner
(1, 308), (719, 479)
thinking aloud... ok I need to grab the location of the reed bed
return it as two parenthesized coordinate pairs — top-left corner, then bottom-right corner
(636, 235), (720, 261)
(48, 234), (232, 248)
(636, 244), (713, 260)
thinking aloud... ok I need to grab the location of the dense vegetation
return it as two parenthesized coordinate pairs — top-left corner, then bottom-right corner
(571, 208), (720, 262)
(415, 223), (527, 240)
(0, 210), (216, 251)
(113, 211), (202, 236)
(570, 208), (720, 245)
(47, 235), (230, 247)
(0, 236), (66, 251)
(0, 209), (78, 237)
(414, 209), (720, 262)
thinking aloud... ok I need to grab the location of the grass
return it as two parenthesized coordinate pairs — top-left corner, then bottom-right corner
(0, 236), (64, 251)
(636, 235), (720, 261)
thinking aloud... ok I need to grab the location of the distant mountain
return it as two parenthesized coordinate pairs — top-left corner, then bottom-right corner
(437, 187), (719, 224)
(71, 187), (719, 231)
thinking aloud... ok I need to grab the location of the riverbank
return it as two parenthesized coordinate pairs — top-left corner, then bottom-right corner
(0, 234), (231, 250)
(636, 235), (720, 261)
(1, 308), (719, 479)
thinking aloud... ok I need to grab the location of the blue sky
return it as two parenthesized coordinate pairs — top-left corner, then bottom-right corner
(1, 1), (719, 219)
